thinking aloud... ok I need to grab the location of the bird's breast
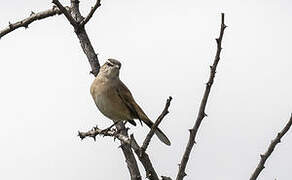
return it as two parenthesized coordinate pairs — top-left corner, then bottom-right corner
(90, 78), (131, 121)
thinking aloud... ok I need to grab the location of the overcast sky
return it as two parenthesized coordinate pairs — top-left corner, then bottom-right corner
(0, 0), (292, 179)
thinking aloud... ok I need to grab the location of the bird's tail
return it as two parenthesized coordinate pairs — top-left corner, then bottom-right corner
(142, 118), (171, 146)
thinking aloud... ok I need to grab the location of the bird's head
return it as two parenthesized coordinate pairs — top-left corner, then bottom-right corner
(100, 58), (122, 79)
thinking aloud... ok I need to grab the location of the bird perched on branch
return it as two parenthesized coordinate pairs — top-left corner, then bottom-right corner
(90, 58), (171, 146)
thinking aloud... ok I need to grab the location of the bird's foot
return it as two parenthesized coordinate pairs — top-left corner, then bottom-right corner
(100, 127), (113, 134)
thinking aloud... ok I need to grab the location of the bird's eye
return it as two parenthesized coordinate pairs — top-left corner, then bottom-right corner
(107, 62), (114, 67)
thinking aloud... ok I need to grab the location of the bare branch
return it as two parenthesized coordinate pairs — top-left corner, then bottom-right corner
(70, 0), (100, 76)
(142, 96), (172, 151)
(250, 114), (292, 180)
(130, 135), (160, 180)
(80, 0), (101, 26)
(52, 0), (78, 28)
(115, 123), (142, 180)
(78, 125), (161, 180)
(78, 125), (131, 144)
(176, 13), (227, 180)
(0, 6), (68, 39)
(78, 123), (142, 180)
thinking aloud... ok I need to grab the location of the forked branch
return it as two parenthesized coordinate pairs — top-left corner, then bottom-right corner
(52, 0), (78, 27)
(176, 13), (227, 180)
(250, 114), (292, 180)
(80, 0), (101, 26)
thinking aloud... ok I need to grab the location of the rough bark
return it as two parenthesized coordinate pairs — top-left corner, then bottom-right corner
(176, 13), (227, 180)
(250, 114), (292, 180)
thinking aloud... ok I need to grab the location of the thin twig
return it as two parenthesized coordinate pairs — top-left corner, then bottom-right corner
(142, 96), (172, 151)
(176, 13), (227, 180)
(80, 0), (101, 26)
(250, 114), (292, 180)
(52, 0), (78, 28)
(0, 6), (68, 39)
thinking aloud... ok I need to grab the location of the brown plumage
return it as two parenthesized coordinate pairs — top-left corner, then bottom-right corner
(90, 59), (171, 145)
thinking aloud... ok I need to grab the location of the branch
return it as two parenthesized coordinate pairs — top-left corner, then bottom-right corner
(78, 125), (131, 144)
(176, 13), (227, 180)
(79, 123), (142, 180)
(78, 125), (163, 180)
(142, 96), (172, 151)
(80, 0), (101, 26)
(52, 0), (78, 28)
(70, 0), (100, 76)
(0, 6), (68, 39)
(130, 135), (160, 180)
(115, 123), (142, 180)
(250, 114), (292, 180)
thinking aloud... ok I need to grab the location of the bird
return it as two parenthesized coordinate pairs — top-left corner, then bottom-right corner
(90, 58), (171, 146)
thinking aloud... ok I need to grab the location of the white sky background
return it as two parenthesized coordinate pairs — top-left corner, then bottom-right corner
(0, 0), (292, 179)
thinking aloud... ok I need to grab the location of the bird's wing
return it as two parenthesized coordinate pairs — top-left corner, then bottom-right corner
(116, 80), (171, 146)
(115, 80), (149, 125)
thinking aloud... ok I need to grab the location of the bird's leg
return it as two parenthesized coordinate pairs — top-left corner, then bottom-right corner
(139, 119), (143, 126)
(101, 121), (120, 134)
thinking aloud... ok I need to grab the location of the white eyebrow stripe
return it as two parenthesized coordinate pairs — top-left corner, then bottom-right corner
(106, 61), (114, 65)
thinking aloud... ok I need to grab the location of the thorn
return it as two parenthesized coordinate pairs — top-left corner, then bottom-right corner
(183, 172), (187, 177)
(203, 112), (208, 117)
(118, 143), (125, 149)
(188, 129), (194, 133)
(78, 131), (84, 140)
(210, 65), (213, 69)
(216, 38), (219, 44)
(8, 22), (13, 28)
(260, 154), (265, 159)
(30, 11), (35, 16)
(24, 24), (29, 29)
(93, 136), (96, 141)
(223, 24), (228, 29)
